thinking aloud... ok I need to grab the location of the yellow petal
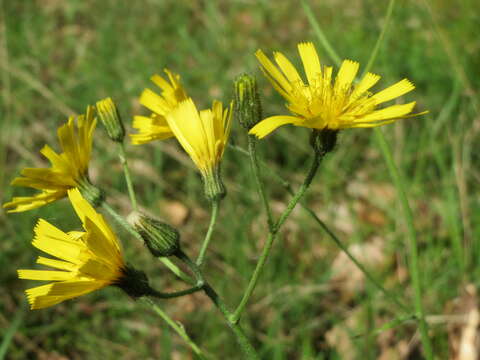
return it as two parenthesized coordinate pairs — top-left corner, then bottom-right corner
(249, 116), (301, 139)
(18, 269), (74, 281)
(32, 219), (83, 263)
(350, 72), (381, 100)
(140, 89), (171, 115)
(3, 190), (65, 213)
(166, 99), (204, 167)
(274, 51), (304, 85)
(255, 49), (292, 94)
(37, 256), (76, 271)
(298, 42), (321, 85)
(357, 101), (416, 122)
(14, 168), (75, 188)
(67, 189), (121, 255)
(130, 115), (174, 144)
(371, 79), (415, 105)
(25, 280), (105, 310)
(40, 145), (70, 173)
(334, 60), (359, 92)
(79, 258), (121, 281)
(151, 73), (175, 93)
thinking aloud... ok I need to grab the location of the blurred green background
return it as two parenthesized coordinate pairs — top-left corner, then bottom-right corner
(1, 0), (479, 359)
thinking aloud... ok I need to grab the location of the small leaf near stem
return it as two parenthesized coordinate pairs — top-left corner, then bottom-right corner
(196, 199), (220, 267)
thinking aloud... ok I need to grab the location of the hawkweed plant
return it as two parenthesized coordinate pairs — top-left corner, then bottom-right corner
(6, 35), (430, 359)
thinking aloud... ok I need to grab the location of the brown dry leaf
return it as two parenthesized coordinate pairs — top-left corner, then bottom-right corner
(38, 352), (68, 360)
(354, 200), (387, 227)
(330, 237), (388, 300)
(447, 284), (480, 360)
(160, 200), (190, 226)
(347, 181), (396, 207)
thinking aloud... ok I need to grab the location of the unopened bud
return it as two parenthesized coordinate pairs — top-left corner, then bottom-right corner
(234, 74), (262, 130)
(133, 213), (180, 257)
(96, 97), (125, 142)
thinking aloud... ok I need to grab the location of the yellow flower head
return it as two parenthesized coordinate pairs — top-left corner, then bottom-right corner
(166, 98), (233, 176)
(250, 42), (425, 138)
(130, 69), (188, 145)
(166, 98), (232, 200)
(3, 106), (96, 212)
(18, 189), (125, 310)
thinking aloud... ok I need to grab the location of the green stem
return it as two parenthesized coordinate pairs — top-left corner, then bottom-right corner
(202, 283), (259, 359)
(374, 129), (433, 359)
(230, 143), (409, 312)
(196, 199), (220, 267)
(118, 142), (138, 211)
(177, 250), (205, 286)
(302, 2), (433, 357)
(148, 284), (203, 299)
(177, 252), (259, 359)
(101, 201), (194, 285)
(144, 298), (208, 359)
(248, 135), (274, 231)
(232, 151), (322, 323)
(274, 150), (321, 231)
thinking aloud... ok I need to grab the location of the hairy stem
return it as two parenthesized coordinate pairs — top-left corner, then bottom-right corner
(232, 150), (322, 323)
(144, 298), (208, 359)
(248, 135), (274, 231)
(196, 199), (220, 267)
(118, 142), (138, 211)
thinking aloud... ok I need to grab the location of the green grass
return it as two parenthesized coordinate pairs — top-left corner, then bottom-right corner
(1, 0), (479, 358)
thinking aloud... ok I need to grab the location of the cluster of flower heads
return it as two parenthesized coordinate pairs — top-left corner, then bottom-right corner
(5, 41), (425, 309)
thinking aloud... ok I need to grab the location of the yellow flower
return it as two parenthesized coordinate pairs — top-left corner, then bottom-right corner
(166, 98), (232, 174)
(130, 69), (188, 145)
(166, 98), (233, 200)
(3, 106), (96, 212)
(250, 42), (425, 138)
(18, 188), (125, 310)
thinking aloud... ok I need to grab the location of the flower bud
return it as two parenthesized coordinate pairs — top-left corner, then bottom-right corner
(234, 74), (262, 130)
(133, 213), (180, 257)
(96, 97), (125, 142)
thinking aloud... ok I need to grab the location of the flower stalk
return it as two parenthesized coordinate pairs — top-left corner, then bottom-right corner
(196, 199), (220, 267)
(232, 142), (327, 323)
(144, 298), (208, 360)
(118, 142), (139, 211)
